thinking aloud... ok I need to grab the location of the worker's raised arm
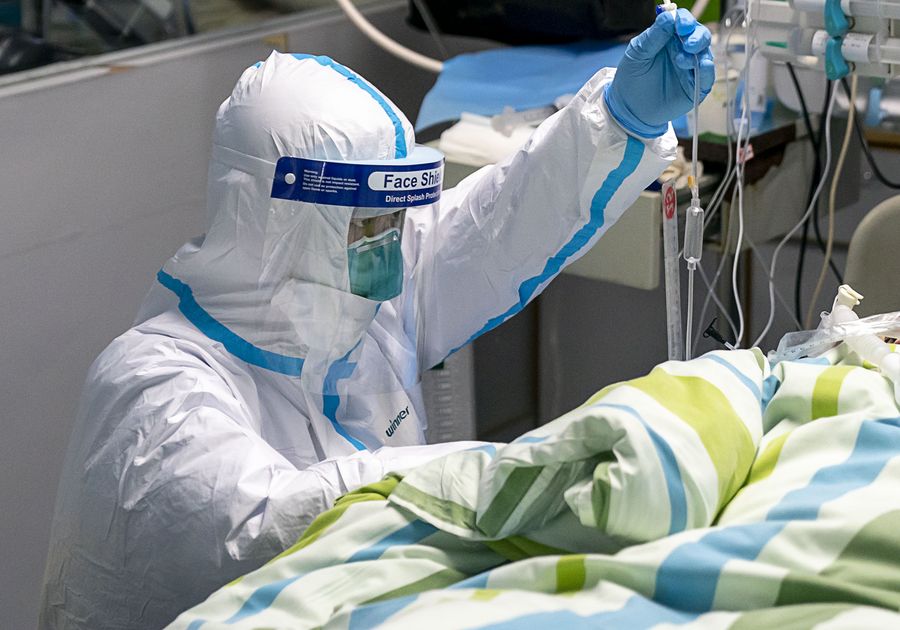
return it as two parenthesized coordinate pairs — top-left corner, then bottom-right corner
(407, 9), (713, 370)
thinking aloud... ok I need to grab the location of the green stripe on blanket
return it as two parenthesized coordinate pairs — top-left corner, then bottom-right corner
(811, 366), (855, 419)
(625, 367), (756, 507)
(274, 475), (401, 561)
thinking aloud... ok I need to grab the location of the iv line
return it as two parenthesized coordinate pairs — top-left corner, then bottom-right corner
(684, 54), (704, 360)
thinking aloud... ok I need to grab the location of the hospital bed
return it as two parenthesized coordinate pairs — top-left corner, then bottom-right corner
(168, 328), (900, 629)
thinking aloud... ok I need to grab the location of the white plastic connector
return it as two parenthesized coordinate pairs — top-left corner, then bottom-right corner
(824, 284), (900, 406)
(836, 284), (863, 309)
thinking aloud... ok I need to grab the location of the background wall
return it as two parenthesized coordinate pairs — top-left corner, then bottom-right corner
(0, 3), (483, 625)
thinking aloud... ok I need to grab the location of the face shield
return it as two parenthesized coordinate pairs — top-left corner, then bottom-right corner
(271, 145), (444, 302)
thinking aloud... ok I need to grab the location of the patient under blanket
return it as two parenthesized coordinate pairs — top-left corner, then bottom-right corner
(170, 345), (900, 629)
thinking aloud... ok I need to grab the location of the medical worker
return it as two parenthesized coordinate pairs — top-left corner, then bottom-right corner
(41, 9), (713, 629)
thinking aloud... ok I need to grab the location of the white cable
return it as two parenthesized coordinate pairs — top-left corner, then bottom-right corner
(729, 26), (754, 347)
(703, 166), (735, 230)
(745, 235), (802, 330)
(410, 0), (450, 59)
(691, 0), (712, 18)
(751, 83), (840, 348)
(730, 151), (746, 346)
(804, 73), (858, 328)
(335, 0), (444, 73)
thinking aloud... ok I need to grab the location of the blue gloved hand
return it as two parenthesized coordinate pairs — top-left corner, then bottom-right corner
(604, 8), (715, 138)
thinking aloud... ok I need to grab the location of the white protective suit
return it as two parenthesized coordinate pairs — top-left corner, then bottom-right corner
(41, 52), (675, 629)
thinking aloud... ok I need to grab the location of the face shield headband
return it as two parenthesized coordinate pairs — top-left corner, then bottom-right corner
(270, 144), (444, 211)
(208, 143), (444, 211)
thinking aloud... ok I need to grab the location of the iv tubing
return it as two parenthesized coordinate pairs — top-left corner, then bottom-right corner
(752, 83), (840, 347)
(686, 268), (696, 359)
(731, 11), (760, 347)
(685, 55), (703, 360)
(690, 55), (701, 204)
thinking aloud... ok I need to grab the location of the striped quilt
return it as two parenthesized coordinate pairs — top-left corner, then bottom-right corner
(169, 345), (900, 629)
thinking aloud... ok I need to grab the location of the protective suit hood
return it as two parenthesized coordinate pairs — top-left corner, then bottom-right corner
(155, 51), (418, 378)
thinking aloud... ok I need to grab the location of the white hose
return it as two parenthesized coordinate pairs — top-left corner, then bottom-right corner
(826, 286), (900, 406)
(335, 0), (708, 73)
(335, 0), (444, 73)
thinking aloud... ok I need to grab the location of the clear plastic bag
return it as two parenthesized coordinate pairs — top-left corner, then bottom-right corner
(769, 311), (900, 364)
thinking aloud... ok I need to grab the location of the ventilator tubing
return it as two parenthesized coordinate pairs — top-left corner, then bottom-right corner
(824, 285), (900, 405)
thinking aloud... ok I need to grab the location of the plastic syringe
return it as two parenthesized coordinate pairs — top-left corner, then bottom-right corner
(490, 95), (574, 137)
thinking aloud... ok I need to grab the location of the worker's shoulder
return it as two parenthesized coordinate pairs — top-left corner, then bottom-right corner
(79, 318), (256, 430)
(71, 313), (262, 451)
(90, 312), (238, 388)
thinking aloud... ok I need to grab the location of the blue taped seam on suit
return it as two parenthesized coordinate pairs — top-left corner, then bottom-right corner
(323, 346), (367, 451)
(291, 54), (408, 159)
(157, 270), (305, 376)
(450, 135), (646, 355)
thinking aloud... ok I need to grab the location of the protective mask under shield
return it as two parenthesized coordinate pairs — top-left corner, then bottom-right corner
(348, 227), (403, 301)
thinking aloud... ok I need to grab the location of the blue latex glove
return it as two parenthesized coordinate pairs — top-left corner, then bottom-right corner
(604, 8), (715, 138)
